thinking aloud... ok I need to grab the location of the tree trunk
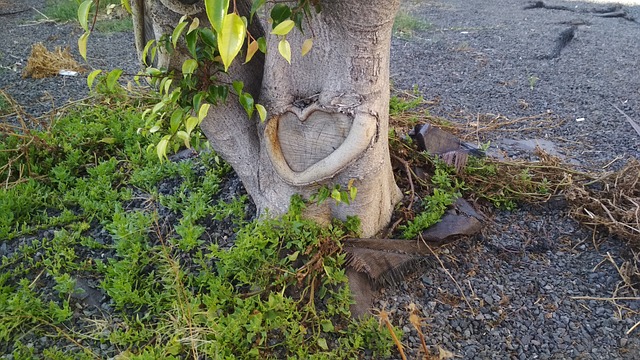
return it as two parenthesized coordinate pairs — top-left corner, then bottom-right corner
(132, 0), (402, 237)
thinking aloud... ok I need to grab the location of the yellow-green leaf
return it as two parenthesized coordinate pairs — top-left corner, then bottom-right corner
(278, 39), (291, 64)
(176, 131), (191, 148)
(78, 32), (89, 60)
(217, 13), (246, 71)
(317, 338), (328, 351)
(99, 137), (116, 144)
(198, 103), (211, 122)
(172, 19), (189, 48)
(271, 19), (294, 36)
(78, 0), (92, 32)
(142, 39), (156, 66)
(256, 104), (267, 122)
(87, 69), (102, 90)
(301, 38), (313, 56)
(182, 59), (198, 75)
(245, 40), (259, 63)
(156, 136), (171, 162)
(205, 0), (229, 33)
(121, 0), (131, 14)
(185, 116), (199, 134)
(187, 17), (200, 34)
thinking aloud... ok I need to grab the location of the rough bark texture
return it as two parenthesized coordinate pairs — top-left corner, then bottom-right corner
(133, 0), (402, 237)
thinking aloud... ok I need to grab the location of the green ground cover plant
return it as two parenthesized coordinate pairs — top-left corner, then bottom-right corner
(0, 92), (397, 358)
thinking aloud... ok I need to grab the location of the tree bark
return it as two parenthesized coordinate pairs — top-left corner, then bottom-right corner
(133, 0), (402, 237)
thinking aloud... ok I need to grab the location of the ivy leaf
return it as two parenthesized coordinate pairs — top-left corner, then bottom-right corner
(301, 38), (313, 56)
(182, 59), (198, 75)
(198, 103), (211, 122)
(187, 17), (200, 34)
(250, 0), (265, 21)
(217, 13), (246, 71)
(245, 40), (259, 63)
(239, 93), (254, 118)
(256, 104), (267, 122)
(185, 30), (198, 58)
(78, 32), (89, 60)
(105, 69), (123, 91)
(204, 0), (229, 34)
(176, 130), (191, 148)
(185, 116), (199, 135)
(77, 0), (93, 32)
(172, 18), (189, 48)
(278, 39), (291, 64)
(142, 39), (156, 66)
(199, 28), (217, 48)
(232, 80), (244, 95)
(271, 19), (294, 36)
(86, 69), (102, 90)
(156, 135), (171, 162)
(121, 0), (132, 14)
(270, 4), (291, 26)
(257, 37), (267, 53)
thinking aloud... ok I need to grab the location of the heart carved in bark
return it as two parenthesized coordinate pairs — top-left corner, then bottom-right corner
(277, 111), (352, 172)
(265, 104), (377, 186)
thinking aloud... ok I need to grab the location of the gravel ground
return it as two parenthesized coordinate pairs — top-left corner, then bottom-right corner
(1, 0), (639, 359)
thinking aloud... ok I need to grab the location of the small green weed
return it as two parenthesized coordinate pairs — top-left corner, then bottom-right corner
(401, 164), (463, 239)
(390, 87), (425, 117)
(44, 0), (132, 32)
(393, 10), (432, 38)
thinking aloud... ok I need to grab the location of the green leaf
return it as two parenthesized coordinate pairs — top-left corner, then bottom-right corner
(182, 59), (198, 75)
(172, 19), (189, 49)
(257, 37), (267, 53)
(320, 319), (334, 332)
(78, 32), (89, 60)
(350, 186), (358, 201)
(198, 103), (211, 121)
(142, 39), (156, 66)
(199, 28), (217, 48)
(278, 39), (291, 64)
(185, 30), (198, 58)
(157, 135), (171, 162)
(217, 13), (246, 71)
(86, 69), (102, 90)
(205, 0), (229, 33)
(317, 338), (328, 351)
(185, 116), (199, 135)
(232, 80), (244, 95)
(270, 4), (291, 26)
(301, 38), (313, 56)
(250, 0), (265, 21)
(176, 131), (191, 148)
(105, 69), (123, 91)
(331, 188), (341, 203)
(193, 92), (204, 112)
(271, 19), (295, 36)
(239, 93), (254, 118)
(170, 109), (184, 133)
(121, 0), (131, 14)
(77, 0), (93, 33)
(256, 104), (267, 122)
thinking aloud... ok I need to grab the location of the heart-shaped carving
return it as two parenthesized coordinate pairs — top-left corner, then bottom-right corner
(277, 111), (353, 172)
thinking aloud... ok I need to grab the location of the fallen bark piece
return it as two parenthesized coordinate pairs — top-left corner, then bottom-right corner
(344, 198), (485, 316)
(409, 123), (484, 172)
(421, 198), (484, 244)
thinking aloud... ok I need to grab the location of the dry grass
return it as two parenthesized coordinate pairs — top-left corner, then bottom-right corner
(22, 42), (86, 79)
